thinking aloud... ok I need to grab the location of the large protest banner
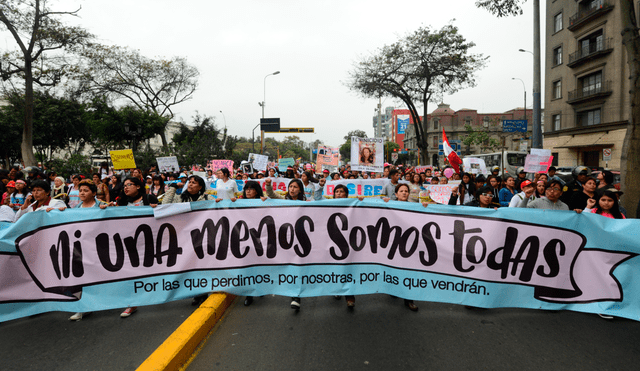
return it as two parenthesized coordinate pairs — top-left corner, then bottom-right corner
(110, 149), (136, 170)
(350, 137), (383, 172)
(1, 201), (639, 322)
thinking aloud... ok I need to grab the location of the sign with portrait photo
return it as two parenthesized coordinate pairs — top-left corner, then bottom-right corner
(350, 137), (383, 172)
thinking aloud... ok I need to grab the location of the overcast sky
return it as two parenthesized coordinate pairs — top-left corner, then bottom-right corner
(47, 0), (544, 148)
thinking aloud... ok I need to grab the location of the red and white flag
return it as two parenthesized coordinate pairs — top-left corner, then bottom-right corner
(442, 128), (463, 174)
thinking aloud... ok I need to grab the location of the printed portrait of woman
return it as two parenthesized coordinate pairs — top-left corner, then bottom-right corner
(359, 144), (375, 165)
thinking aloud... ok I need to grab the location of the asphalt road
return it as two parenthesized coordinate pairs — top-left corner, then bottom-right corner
(188, 295), (640, 371)
(0, 298), (197, 371)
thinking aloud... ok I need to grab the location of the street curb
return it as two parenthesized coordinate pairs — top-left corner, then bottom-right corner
(137, 293), (236, 371)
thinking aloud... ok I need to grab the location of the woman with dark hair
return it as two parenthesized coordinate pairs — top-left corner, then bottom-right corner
(163, 175), (211, 204)
(408, 173), (423, 203)
(569, 177), (597, 211)
(596, 170), (615, 196)
(112, 177), (158, 317)
(93, 173), (110, 203)
(10, 180), (30, 211)
(240, 180), (267, 306)
(162, 175), (212, 306)
(498, 176), (517, 207)
(450, 185), (500, 209)
(109, 175), (123, 203)
(382, 183), (421, 312)
(534, 180), (547, 199)
(215, 168), (238, 200)
(265, 177), (305, 309)
(332, 184), (359, 308)
(67, 175), (83, 208)
(331, 172), (340, 180)
(457, 173), (476, 205)
(149, 175), (165, 197)
(586, 190), (625, 220)
(268, 168), (278, 178)
(486, 175), (500, 205)
(360, 147), (374, 165)
(301, 170), (325, 201)
(241, 180), (266, 200)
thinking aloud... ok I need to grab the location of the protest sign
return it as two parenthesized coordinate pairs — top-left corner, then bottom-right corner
(278, 158), (295, 172)
(462, 157), (488, 176)
(525, 149), (554, 173)
(1, 200), (639, 322)
(426, 184), (459, 204)
(209, 160), (234, 177)
(249, 153), (269, 171)
(350, 137), (384, 172)
(110, 149), (136, 170)
(156, 156), (180, 173)
(315, 146), (340, 173)
(414, 165), (433, 174)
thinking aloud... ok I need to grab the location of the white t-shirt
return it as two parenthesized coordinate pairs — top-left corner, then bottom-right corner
(215, 179), (238, 200)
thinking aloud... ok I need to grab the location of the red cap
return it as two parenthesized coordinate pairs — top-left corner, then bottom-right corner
(520, 180), (533, 188)
(323, 169), (330, 173)
(6, 181), (15, 187)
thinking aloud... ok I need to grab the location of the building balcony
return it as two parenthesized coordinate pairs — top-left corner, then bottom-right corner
(567, 81), (612, 104)
(567, 38), (613, 67)
(568, 2), (614, 31)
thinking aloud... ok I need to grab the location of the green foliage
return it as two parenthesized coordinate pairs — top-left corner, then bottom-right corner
(475, 0), (525, 17)
(461, 124), (501, 152)
(0, 90), (88, 162)
(0, 0), (93, 165)
(45, 154), (92, 178)
(77, 44), (199, 148)
(171, 114), (235, 167)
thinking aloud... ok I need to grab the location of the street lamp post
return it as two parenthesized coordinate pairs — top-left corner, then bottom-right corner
(219, 110), (227, 152)
(512, 78), (527, 121)
(519, 1), (542, 150)
(124, 123), (142, 152)
(258, 71), (280, 154)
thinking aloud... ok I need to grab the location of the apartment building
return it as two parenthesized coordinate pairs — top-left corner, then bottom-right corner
(544, 0), (634, 169)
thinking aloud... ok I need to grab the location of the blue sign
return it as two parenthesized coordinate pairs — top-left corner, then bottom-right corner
(503, 120), (528, 133)
(397, 116), (410, 135)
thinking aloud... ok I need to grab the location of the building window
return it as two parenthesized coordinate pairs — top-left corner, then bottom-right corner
(577, 108), (601, 126)
(579, 30), (604, 58)
(553, 114), (561, 130)
(580, 71), (602, 96)
(432, 136), (438, 147)
(553, 46), (562, 65)
(433, 119), (438, 130)
(554, 12), (563, 33)
(553, 80), (562, 99)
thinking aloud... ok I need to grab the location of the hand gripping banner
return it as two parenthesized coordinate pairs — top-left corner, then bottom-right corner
(0, 200), (639, 322)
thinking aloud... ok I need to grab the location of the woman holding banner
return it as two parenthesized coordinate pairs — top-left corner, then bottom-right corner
(113, 177), (158, 318)
(240, 181), (268, 306)
(383, 183), (420, 312)
(408, 173), (423, 203)
(66, 179), (108, 321)
(457, 173), (476, 205)
(265, 177), (306, 310)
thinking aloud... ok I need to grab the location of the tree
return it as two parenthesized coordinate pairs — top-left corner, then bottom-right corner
(461, 124), (501, 153)
(476, 0), (640, 217)
(84, 97), (167, 156)
(1, 90), (89, 163)
(0, 0), (93, 166)
(347, 24), (487, 164)
(339, 130), (368, 160)
(171, 114), (236, 168)
(77, 44), (199, 149)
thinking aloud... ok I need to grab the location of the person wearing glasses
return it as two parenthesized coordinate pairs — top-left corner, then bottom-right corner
(518, 180), (569, 210)
(449, 185), (500, 210)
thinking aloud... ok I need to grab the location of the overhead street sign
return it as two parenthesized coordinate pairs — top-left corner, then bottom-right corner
(260, 118), (281, 132)
(502, 120), (527, 133)
(278, 128), (314, 133)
